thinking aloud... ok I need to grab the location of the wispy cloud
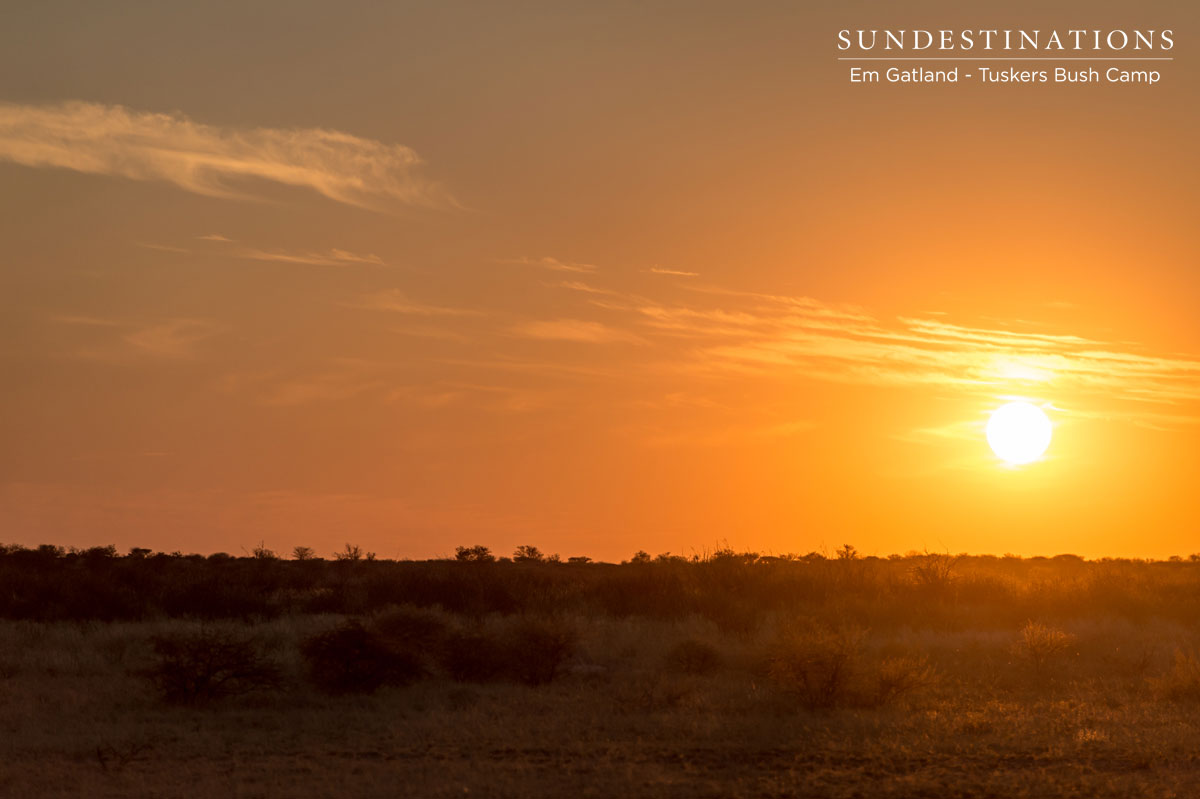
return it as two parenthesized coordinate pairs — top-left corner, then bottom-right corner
(136, 241), (191, 254)
(237, 247), (386, 267)
(627, 294), (1200, 419)
(388, 382), (553, 413)
(554, 280), (622, 296)
(52, 314), (221, 360)
(0, 101), (451, 210)
(647, 266), (699, 277)
(350, 289), (480, 316)
(501, 270), (1200, 427)
(512, 318), (644, 344)
(504, 256), (597, 274)
(122, 319), (222, 358)
(49, 314), (122, 328)
(261, 373), (385, 406)
(219, 359), (390, 406)
(191, 233), (386, 267)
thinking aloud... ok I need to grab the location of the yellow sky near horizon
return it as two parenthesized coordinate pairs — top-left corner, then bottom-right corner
(0, 1), (1197, 560)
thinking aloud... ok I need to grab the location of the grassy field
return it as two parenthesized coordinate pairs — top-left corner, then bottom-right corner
(3, 548), (1200, 797)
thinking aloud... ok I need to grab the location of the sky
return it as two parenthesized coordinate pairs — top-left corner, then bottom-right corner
(0, 1), (1197, 560)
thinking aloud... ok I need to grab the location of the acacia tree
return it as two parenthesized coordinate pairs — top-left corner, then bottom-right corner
(455, 545), (495, 563)
(333, 543), (375, 561)
(513, 545), (545, 562)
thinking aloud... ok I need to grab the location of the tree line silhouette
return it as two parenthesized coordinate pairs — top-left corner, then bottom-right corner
(3, 542), (1200, 629)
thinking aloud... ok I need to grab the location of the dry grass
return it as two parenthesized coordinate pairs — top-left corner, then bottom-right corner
(1149, 649), (1200, 702)
(1, 614), (1199, 797)
(4, 554), (1200, 796)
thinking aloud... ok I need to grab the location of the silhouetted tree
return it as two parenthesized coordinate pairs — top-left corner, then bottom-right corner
(250, 542), (276, 560)
(513, 545), (545, 563)
(455, 545), (495, 563)
(336, 544), (361, 561)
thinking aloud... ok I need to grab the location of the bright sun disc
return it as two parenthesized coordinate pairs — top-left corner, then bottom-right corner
(986, 402), (1052, 465)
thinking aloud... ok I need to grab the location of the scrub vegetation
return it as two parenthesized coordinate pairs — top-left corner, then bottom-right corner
(3, 543), (1200, 797)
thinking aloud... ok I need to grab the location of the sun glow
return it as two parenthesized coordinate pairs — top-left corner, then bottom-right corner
(986, 402), (1052, 465)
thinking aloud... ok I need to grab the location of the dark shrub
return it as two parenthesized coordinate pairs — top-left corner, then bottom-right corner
(140, 629), (281, 704)
(439, 629), (508, 683)
(665, 639), (723, 676)
(873, 654), (936, 706)
(703, 601), (762, 638)
(438, 618), (576, 685)
(505, 617), (577, 685)
(372, 605), (449, 653)
(301, 621), (422, 694)
(769, 624), (866, 710)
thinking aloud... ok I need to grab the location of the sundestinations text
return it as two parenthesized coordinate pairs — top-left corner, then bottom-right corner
(837, 29), (1174, 52)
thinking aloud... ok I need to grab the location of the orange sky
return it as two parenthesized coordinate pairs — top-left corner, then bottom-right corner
(0, 1), (1197, 560)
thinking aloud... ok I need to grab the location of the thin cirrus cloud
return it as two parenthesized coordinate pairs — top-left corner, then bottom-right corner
(512, 318), (645, 344)
(349, 288), (481, 317)
(52, 315), (221, 360)
(631, 295), (1200, 417)
(530, 276), (1200, 425)
(236, 247), (386, 267)
(0, 101), (450, 210)
(191, 233), (388, 267)
(504, 256), (597, 274)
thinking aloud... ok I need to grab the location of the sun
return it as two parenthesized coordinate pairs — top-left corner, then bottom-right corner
(986, 402), (1052, 465)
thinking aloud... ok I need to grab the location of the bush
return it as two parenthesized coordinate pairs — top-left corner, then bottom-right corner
(1150, 649), (1200, 702)
(769, 624), (865, 710)
(1013, 620), (1076, 674)
(505, 617), (576, 685)
(664, 639), (723, 676)
(438, 629), (507, 683)
(874, 654), (936, 706)
(301, 621), (422, 694)
(437, 617), (576, 685)
(372, 605), (449, 653)
(140, 629), (281, 704)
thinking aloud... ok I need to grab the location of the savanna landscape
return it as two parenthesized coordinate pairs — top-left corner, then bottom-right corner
(5, 543), (1200, 797)
(3, 2), (1199, 797)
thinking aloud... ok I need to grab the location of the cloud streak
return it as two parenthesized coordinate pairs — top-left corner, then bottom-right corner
(0, 101), (450, 210)
(504, 256), (597, 274)
(628, 294), (1200, 420)
(506, 273), (1200, 427)
(512, 318), (645, 344)
(350, 289), (480, 317)
(237, 247), (386, 267)
(52, 314), (222, 360)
